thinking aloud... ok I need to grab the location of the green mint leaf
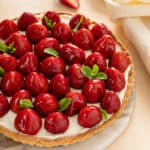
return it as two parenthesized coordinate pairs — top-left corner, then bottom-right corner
(0, 66), (5, 76)
(44, 16), (56, 30)
(81, 64), (107, 80)
(100, 108), (108, 120)
(95, 72), (108, 80)
(0, 41), (16, 53)
(91, 64), (99, 76)
(0, 41), (9, 53)
(81, 65), (93, 79)
(44, 16), (52, 29)
(44, 48), (59, 57)
(72, 16), (84, 32)
(19, 99), (33, 109)
(58, 98), (71, 112)
(7, 43), (16, 53)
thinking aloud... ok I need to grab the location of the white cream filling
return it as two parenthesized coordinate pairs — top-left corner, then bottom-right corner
(0, 14), (130, 139)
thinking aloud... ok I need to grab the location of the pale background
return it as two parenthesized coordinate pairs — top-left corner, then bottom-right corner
(0, 0), (150, 149)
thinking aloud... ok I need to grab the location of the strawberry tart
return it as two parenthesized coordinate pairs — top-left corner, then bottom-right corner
(0, 11), (134, 147)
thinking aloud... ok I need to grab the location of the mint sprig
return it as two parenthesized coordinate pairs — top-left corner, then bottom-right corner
(44, 48), (59, 57)
(44, 16), (56, 30)
(19, 99), (33, 109)
(0, 41), (16, 54)
(100, 108), (108, 120)
(95, 72), (108, 80)
(81, 65), (93, 79)
(58, 98), (71, 112)
(0, 66), (5, 76)
(81, 64), (107, 80)
(72, 16), (84, 32)
(90, 64), (99, 76)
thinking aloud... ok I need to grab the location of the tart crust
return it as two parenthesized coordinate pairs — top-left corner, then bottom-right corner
(0, 12), (135, 147)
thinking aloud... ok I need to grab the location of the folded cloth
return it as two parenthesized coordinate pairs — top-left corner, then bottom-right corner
(105, 0), (150, 74)
(105, 0), (150, 19)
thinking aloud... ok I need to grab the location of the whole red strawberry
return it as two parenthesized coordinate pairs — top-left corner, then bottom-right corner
(0, 53), (17, 73)
(41, 56), (65, 78)
(15, 109), (42, 135)
(5, 32), (32, 58)
(101, 91), (121, 114)
(105, 67), (125, 91)
(17, 12), (38, 31)
(84, 52), (107, 72)
(1, 71), (23, 96)
(10, 90), (31, 113)
(42, 11), (60, 29)
(0, 93), (9, 117)
(50, 74), (69, 98)
(18, 52), (40, 76)
(78, 106), (102, 128)
(25, 72), (49, 96)
(110, 51), (130, 72)
(34, 37), (60, 60)
(91, 23), (110, 40)
(67, 64), (87, 89)
(92, 35), (116, 58)
(82, 79), (105, 103)
(60, 43), (85, 64)
(51, 22), (72, 44)
(0, 19), (18, 40)
(69, 14), (89, 30)
(64, 92), (86, 116)
(34, 93), (58, 117)
(44, 112), (69, 134)
(72, 28), (94, 50)
(26, 23), (49, 43)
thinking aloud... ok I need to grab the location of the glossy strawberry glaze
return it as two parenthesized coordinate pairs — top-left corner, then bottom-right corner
(34, 37), (60, 60)
(0, 14), (131, 139)
(10, 89), (31, 113)
(18, 52), (40, 76)
(67, 64), (88, 88)
(64, 91), (87, 116)
(0, 19), (18, 40)
(17, 12), (38, 31)
(25, 72), (49, 96)
(82, 79), (105, 103)
(42, 11), (60, 29)
(0, 54), (17, 72)
(45, 112), (69, 134)
(5, 32), (32, 58)
(78, 106), (102, 128)
(50, 74), (70, 98)
(1, 71), (23, 96)
(60, 43), (85, 64)
(15, 109), (42, 135)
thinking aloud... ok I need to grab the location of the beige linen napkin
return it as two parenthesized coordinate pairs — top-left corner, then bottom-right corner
(105, 0), (150, 74)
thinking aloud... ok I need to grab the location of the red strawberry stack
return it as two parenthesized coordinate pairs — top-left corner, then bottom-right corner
(0, 11), (130, 136)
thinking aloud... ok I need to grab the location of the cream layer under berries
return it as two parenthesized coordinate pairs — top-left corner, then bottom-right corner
(0, 11), (133, 145)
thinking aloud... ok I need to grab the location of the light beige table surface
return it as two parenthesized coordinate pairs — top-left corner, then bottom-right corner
(0, 0), (150, 149)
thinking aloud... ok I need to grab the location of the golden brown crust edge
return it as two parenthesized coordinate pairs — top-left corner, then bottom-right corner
(0, 12), (135, 147)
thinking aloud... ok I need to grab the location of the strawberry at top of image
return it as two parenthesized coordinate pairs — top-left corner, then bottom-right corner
(42, 11), (61, 30)
(17, 12), (38, 31)
(0, 19), (18, 40)
(59, 0), (80, 9)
